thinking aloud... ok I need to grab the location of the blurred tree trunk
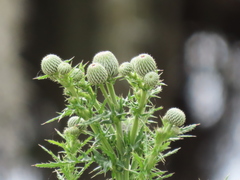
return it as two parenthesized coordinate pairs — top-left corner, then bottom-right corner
(0, 0), (38, 179)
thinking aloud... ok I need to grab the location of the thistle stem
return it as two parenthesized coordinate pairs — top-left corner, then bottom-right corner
(106, 81), (119, 110)
(99, 84), (114, 109)
(130, 89), (148, 145)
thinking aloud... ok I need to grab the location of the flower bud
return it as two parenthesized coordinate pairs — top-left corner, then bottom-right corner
(70, 68), (84, 81)
(133, 53), (157, 77)
(67, 116), (86, 131)
(57, 62), (72, 75)
(130, 56), (138, 70)
(67, 116), (80, 127)
(143, 71), (159, 87)
(41, 54), (62, 75)
(86, 63), (108, 85)
(163, 107), (186, 127)
(64, 126), (80, 137)
(119, 62), (133, 76)
(92, 51), (119, 77)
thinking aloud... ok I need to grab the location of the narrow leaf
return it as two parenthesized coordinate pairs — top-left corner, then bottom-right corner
(45, 139), (65, 149)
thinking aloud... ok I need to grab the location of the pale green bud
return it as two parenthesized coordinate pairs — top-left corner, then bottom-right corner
(92, 51), (119, 77)
(130, 56), (138, 70)
(64, 126), (80, 137)
(70, 68), (84, 81)
(86, 63), (108, 85)
(119, 62), (133, 76)
(57, 62), (72, 75)
(67, 116), (86, 131)
(67, 116), (80, 127)
(41, 54), (62, 75)
(163, 107), (186, 127)
(143, 71), (159, 87)
(134, 53), (157, 77)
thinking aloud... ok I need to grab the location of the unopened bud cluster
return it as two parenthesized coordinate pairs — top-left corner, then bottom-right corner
(40, 52), (160, 88)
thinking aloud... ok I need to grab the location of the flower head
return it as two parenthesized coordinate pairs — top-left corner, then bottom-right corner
(70, 68), (84, 81)
(133, 53), (157, 77)
(144, 71), (159, 87)
(86, 63), (108, 85)
(57, 62), (72, 75)
(119, 62), (133, 76)
(92, 51), (119, 78)
(163, 107), (186, 127)
(41, 54), (62, 75)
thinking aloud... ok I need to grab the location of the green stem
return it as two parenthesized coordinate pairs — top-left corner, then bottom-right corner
(145, 124), (173, 173)
(87, 86), (101, 110)
(145, 148), (158, 172)
(106, 82), (119, 110)
(130, 90), (148, 145)
(115, 118), (124, 155)
(106, 82), (124, 156)
(60, 80), (116, 161)
(123, 157), (130, 180)
(99, 84), (114, 109)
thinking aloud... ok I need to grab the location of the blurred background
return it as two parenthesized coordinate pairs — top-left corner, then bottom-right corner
(1, 0), (240, 179)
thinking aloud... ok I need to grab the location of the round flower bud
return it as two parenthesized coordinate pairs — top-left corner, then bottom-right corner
(70, 68), (84, 81)
(41, 54), (62, 75)
(86, 63), (108, 85)
(57, 62), (72, 75)
(163, 108), (186, 127)
(92, 51), (119, 77)
(130, 56), (138, 70)
(67, 116), (80, 127)
(119, 62), (133, 76)
(133, 53), (157, 77)
(64, 126), (80, 137)
(143, 71), (159, 87)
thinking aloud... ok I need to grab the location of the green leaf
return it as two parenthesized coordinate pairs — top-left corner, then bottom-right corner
(55, 128), (65, 139)
(92, 150), (112, 174)
(38, 144), (59, 161)
(55, 170), (65, 180)
(162, 148), (180, 159)
(180, 124), (199, 134)
(178, 134), (196, 138)
(132, 152), (144, 169)
(159, 172), (174, 179)
(33, 74), (49, 80)
(45, 139), (65, 149)
(41, 116), (60, 125)
(34, 161), (71, 168)
(75, 161), (93, 179)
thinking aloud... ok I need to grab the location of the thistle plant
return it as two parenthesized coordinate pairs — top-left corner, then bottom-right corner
(34, 52), (198, 180)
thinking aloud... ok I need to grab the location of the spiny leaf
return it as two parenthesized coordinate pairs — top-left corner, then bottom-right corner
(41, 108), (73, 125)
(180, 123), (199, 134)
(34, 74), (49, 80)
(75, 161), (93, 179)
(45, 139), (65, 149)
(55, 170), (65, 180)
(162, 148), (180, 159)
(55, 128), (65, 139)
(132, 152), (144, 169)
(34, 162), (67, 168)
(38, 144), (59, 161)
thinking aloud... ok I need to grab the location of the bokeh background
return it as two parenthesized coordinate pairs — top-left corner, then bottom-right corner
(1, 0), (240, 179)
